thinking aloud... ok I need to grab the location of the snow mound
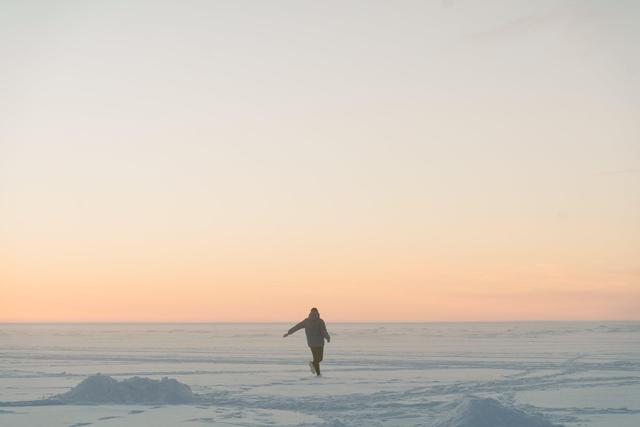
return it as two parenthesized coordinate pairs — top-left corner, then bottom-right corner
(57, 374), (194, 404)
(434, 396), (562, 427)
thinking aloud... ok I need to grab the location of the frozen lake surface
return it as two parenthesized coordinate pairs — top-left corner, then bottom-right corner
(1, 322), (639, 426)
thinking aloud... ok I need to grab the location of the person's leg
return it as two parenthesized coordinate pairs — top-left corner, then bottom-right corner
(317, 346), (323, 375)
(311, 346), (323, 375)
(308, 348), (318, 374)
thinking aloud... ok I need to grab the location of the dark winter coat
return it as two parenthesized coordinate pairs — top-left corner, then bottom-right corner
(288, 311), (330, 347)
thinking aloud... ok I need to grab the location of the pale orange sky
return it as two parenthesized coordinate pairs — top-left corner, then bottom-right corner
(1, 0), (639, 321)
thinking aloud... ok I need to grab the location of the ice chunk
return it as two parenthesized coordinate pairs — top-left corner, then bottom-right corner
(434, 396), (562, 427)
(57, 374), (194, 404)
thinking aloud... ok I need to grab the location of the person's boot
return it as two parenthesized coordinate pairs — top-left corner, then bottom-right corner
(309, 361), (317, 375)
(314, 361), (321, 376)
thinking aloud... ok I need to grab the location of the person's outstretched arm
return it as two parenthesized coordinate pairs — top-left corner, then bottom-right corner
(283, 320), (305, 337)
(321, 319), (331, 343)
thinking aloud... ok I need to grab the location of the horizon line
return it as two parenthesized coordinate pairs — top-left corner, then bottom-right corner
(1, 319), (638, 324)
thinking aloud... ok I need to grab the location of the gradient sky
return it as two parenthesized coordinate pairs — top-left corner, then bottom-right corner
(1, 0), (639, 322)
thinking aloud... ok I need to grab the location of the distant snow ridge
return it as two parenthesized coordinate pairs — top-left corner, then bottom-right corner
(434, 396), (562, 427)
(57, 374), (194, 404)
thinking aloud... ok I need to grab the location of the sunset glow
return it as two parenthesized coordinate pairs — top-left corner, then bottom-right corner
(2, 0), (638, 322)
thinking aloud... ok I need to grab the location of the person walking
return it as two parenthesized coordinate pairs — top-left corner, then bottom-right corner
(283, 308), (330, 376)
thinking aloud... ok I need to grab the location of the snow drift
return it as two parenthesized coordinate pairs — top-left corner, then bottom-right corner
(56, 374), (194, 404)
(434, 397), (562, 427)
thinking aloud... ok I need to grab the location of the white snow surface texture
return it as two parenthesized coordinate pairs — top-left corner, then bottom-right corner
(1, 322), (639, 426)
